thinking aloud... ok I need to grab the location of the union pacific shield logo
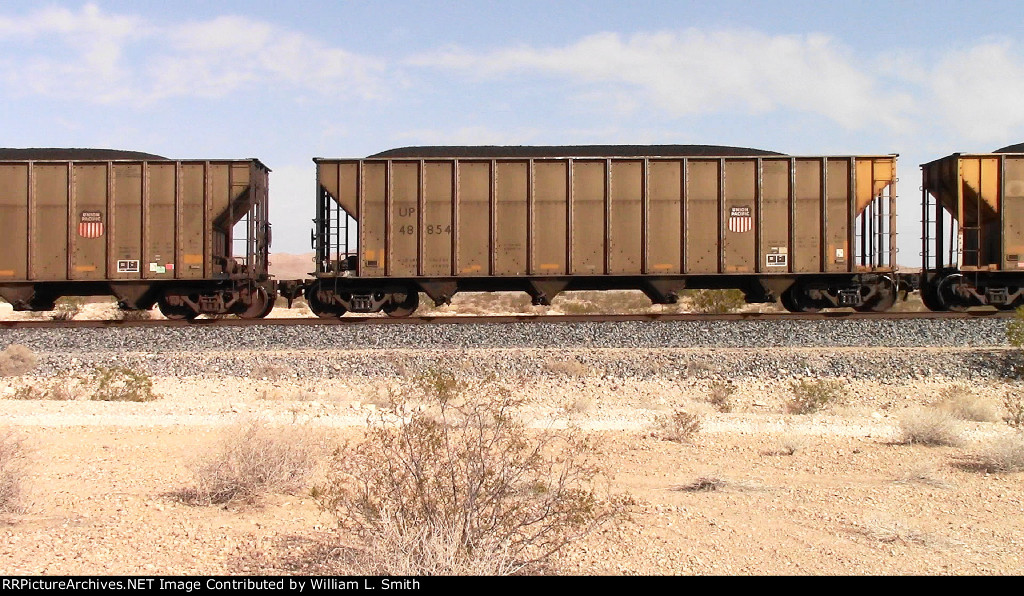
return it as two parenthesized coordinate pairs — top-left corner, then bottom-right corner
(728, 206), (752, 233)
(79, 211), (104, 238)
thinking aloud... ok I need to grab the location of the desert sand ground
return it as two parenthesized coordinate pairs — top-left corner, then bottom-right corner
(0, 361), (1022, 575)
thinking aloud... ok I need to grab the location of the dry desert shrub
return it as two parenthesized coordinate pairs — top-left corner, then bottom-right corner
(775, 433), (809, 456)
(50, 297), (84, 321)
(250, 362), (289, 381)
(1007, 306), (1024, 347)
(684, 289), (746, 314)
(675, 476), (727, 492)
(935, 384), (1001, 422)
(655, 408), (702, 443)
(9, 368), (155, 402)
(859, 516), (932, 546)
(556, 291), (652, 315)
(183, 420), (321, 506)
(318, 369), (629, 575)
(89, 366), (157, 402)
(974, 434), (1024, 473)
(115, 308), (152, 321)
(0, 429), (27, 513)
(10, 376), (77, 401)
(894, 463), (952, 488)
(0, 344), (37, 377)
(543, 357), (591, 377)
(565, 395), (597, 416)
(672, 475), (760, 493)
(899, 407), (963, 447)
(889, 291), (927, 313)
(1003, 391), (1024, 430)
(785, 378), (842, 415)
(458, 292), (534, 314)
(706, 381), (736, 413)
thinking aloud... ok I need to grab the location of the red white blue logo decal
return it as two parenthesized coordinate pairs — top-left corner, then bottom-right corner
(79, 211), (104, 238)
(728, 206), (752, 233)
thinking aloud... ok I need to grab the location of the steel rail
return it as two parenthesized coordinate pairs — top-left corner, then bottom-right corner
(0, 309), (1012, 330)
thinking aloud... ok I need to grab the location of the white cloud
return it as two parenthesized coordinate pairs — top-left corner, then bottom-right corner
(0, 4), (384, 104)
(412, 30), (916, 132)
(926, 41), (1024, 144)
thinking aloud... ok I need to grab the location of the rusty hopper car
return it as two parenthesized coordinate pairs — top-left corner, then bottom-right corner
(0, 149), (275, 319)
(309, 146), (899, 316)
(920, 147), (1024, 310)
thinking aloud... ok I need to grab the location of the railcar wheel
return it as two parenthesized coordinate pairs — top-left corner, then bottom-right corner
(780, 286), (820, 313)
(919, 283), (947, 312)
(780, 289), (800, 312)
(306, 283), (346, 318)
(238, 285), (275, 319)
(854, 277), (897, 312)
(157, 296), (198, 320)
(258, 289), (278, 318)
(937, 274), (970, 312)
(383, 289), (419, 318)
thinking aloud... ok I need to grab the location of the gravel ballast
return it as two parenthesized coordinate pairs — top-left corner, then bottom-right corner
(0, 317), (1012, 352)
(0, 318), (1019, 381)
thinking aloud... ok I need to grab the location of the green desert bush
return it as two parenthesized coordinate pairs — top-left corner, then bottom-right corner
(684, 289), (746, 314)
(89, 366), (157, 402)
(1006, 306), (1024, 348)
(785, 378), (842, 415)
(51, 297), (85, 321)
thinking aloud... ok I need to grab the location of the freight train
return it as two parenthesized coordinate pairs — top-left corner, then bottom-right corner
(0, 144), (1015, 318)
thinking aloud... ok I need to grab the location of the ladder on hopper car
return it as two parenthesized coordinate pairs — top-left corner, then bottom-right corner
(315, 185), (356, 274)
(921, 183), (978, 271)
(856, 172), (896, 269)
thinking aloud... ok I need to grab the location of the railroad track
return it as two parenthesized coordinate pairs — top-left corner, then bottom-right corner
(0, 309), (1013, 329)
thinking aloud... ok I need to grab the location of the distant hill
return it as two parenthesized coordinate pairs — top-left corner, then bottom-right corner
(269, 252), (315, 280)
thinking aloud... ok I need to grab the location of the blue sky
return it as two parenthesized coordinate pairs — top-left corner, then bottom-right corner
(3, 1), (1024, 262)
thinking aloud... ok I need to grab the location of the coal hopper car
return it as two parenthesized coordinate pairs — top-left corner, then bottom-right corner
(0, 149), (275, 319)
(920, 145), (1024, 310)
(306, 145), (899, 316)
